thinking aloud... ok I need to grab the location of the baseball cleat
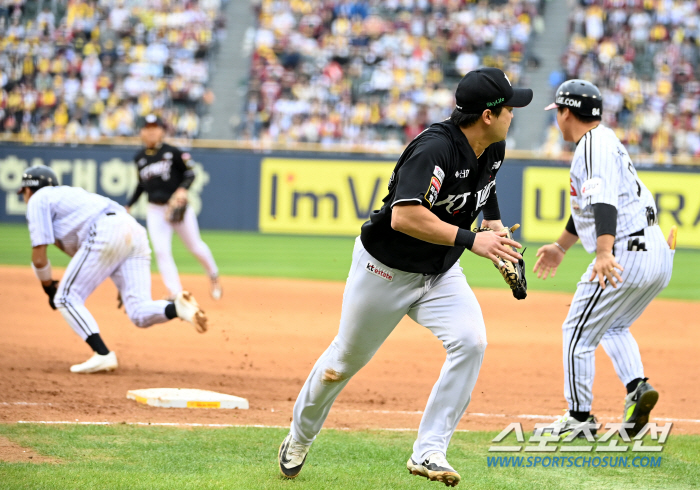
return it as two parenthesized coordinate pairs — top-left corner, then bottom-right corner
(70, 351), (118, 374)
(538, 411), (598, 439)
(174, 291), (208, 333)
(407, 453), (460, 487)
(278, 432), (311, 479)
(623, 378), (659, 437)
(210, 277), (222, 300)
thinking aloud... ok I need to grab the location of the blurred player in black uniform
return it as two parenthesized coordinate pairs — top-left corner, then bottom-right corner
(126, 114), (222, 300)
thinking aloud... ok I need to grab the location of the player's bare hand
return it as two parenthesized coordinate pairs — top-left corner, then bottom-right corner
(471, 229), (522, 265)
(590, 251), (624, 289)
(173, 187), (188, 204)
(533, 244), (565, 280)
(124, 206), (131, 214)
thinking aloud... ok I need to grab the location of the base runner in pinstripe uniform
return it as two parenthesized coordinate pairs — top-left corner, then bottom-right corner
(19, 165), (208, 374)
(534, 80), (676, 437)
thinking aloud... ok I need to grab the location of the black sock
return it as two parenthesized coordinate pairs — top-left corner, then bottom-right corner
(626, 378), (644, 394)
(86, 334), (109, 356)
(165, 302), (177, 320)
(570, 410), (590, 422)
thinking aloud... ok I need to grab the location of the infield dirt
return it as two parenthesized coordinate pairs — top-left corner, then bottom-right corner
(1, 266), (698, 434)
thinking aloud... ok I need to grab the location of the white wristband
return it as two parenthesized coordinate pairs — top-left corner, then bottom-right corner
(553, 242), (567, 254)
(32, 261), (52, 282)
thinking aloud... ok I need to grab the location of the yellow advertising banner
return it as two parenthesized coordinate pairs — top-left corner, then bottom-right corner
(259, 158), (395, 235)
(522, 167), (700, 248)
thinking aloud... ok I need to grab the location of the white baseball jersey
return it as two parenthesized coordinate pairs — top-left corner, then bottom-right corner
(569, 125), (657, 253)
(26, 186), (170, 341)
(27, 186), (122, 256)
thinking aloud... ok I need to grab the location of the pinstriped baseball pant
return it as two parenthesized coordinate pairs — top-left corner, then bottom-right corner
(54, 213), (171, 340)
(563, 226), (674, 412)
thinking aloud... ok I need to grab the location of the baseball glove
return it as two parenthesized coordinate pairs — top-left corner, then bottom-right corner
(473, 224), (527, 300)
(167, 197), (187, 223)
(42, 280), (59, 310)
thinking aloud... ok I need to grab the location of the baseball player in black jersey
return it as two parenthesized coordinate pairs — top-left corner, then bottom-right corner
(278, 68), (533, 486)
(126, 114), (221, 300)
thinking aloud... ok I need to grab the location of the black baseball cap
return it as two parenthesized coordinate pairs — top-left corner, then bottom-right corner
(455, 67), (533, 114)
(142, 114), (164, 127)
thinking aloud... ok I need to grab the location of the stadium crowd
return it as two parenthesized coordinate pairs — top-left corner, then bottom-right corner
(543, 0), (700, 160)
(0, 0), (224, 142)
(241, 0), (544, 149)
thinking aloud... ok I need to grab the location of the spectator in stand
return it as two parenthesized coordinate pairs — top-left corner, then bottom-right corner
(242, 0), (543, 149)
(544, 0), (700, 161)
(0, 0), (225, 142)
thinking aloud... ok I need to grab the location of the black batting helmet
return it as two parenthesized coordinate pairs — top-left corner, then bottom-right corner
(544, 79), (603, 118)
(16, 165), (59, 195)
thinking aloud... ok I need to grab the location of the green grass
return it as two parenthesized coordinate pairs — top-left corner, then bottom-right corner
(1, 223), (698, 300)
(0, 425), (698, 490)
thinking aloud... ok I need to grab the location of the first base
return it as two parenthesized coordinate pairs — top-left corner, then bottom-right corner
(127, 388), (249, 409)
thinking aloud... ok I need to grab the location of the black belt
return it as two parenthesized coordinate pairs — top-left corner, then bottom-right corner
(106, 212), (115, 216)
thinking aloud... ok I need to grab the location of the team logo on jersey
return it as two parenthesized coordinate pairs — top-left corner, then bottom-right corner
(581, 177), (602, 197)
(435, 192), (471, 214)
(163, 152), (173, 160)
(492, 160), (502, 170)
(475, 180), (496, 209)
(570, 177), (577, 196)
(572, 201), (582, 215)
(365, 261), (394, 282)
(455, 169), (470, 178)
(140, 160), (173, 181)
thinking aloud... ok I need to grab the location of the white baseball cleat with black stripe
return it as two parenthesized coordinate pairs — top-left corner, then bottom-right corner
(407, 452), (461, 487)
(278, 432), (311, 479)
(70, 351), (118, 374)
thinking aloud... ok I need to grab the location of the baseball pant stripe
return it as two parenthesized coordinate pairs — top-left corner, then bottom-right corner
(63, 303), (92, 338)
(61, 229), (96, 297)
(567, 283), (603, 411)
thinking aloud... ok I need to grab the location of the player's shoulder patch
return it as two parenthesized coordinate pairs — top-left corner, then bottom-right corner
(424, 165), (445, 207)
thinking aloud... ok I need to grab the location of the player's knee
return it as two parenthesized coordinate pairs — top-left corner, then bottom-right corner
(126, 306), (153, 328)
(450, 330), (487, 356)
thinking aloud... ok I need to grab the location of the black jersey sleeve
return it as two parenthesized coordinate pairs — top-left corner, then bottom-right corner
(482, 190), (501, 220)
(173, 148), (195, 189)
(390, 134), (452, 209)
(127, 151), (144, 207)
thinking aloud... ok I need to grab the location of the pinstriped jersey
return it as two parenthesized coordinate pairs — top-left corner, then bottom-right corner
(569, 125), (656, 254)
(26, 186), (123, 256)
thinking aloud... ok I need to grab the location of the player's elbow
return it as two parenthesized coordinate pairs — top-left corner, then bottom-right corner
(391, 205), (413, 233)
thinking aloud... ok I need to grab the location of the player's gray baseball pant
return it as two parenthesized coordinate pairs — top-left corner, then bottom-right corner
(54, 213), (171, 339)
(291, 237), (487, 462)
(563, 225), (674, 412)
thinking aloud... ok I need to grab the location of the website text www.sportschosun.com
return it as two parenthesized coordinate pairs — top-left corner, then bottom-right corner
(487, 455), (662, 468)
